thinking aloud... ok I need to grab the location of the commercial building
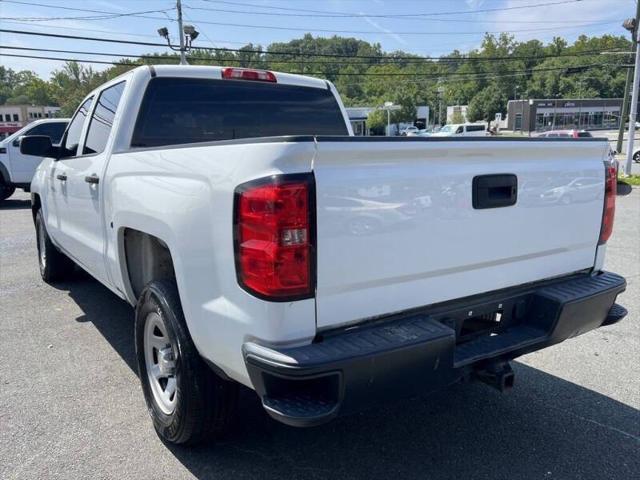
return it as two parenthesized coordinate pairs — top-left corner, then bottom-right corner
(507, 98), (622, 133)
(446, 105), (468, 123)
(346, 105), (430, 135)
(0, 105), (62, 138)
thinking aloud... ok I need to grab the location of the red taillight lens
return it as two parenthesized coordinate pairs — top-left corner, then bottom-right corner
(222, 67), (277, 83)
(599, 162), (616, 245)
(234, 175), (314, 300)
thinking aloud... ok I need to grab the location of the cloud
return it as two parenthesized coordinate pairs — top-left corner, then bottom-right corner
(359, 13), (408, 46)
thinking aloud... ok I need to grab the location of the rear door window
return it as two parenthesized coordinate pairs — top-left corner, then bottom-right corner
(61, 97), (93, 157)
(83, 81), (126, 155)
(132, 78), (348, 148)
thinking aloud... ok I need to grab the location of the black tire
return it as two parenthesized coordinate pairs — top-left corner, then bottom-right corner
(35, 210), (74, 282)
(135, 280), (238, 445)
(634, 151), (640, 163)
(0, 180), (15, 201)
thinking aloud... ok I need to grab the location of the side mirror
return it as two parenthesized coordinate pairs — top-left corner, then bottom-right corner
(12, 137), (22, 147)
(20, 135), (58, 158)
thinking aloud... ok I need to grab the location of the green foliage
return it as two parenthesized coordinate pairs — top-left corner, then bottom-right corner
(467, 84), (507, 122)
(366, 109), (386, 130)
(450, 110), (465, 124)
(618, 174), (640, 186)
(0, 33), (630, 126)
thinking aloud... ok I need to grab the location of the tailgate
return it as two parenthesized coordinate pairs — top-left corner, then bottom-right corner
(313, 138), (609, 329)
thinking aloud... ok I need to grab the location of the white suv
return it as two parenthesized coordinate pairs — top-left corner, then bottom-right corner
(0, 118), (69, 200)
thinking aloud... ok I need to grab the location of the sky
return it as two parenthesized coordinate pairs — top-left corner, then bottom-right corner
(0, 0), (635, 79)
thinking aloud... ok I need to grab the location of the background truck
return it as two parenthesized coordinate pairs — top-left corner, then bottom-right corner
(22, 65), (626, 445)
(0, 118), (69, 201)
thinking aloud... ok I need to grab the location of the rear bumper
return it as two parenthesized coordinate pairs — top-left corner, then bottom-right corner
(243, 271), (626, 427)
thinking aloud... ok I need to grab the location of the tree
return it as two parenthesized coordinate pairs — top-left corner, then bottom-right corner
(450, 110), (465, 124)
(5, 94), (30, 105)
(467, 84), (507, 122)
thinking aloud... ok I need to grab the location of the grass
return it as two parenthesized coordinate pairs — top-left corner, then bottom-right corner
(618, 174), (640, 186)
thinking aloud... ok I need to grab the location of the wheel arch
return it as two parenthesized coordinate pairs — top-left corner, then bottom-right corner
(120, 227), (177, 302)
(30, 192), (41, 223)
(0, 161), (10, 185)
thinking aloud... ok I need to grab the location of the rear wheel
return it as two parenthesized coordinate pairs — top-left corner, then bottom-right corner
(633, 151), (640, 163)
(135, 280), (238, 445)
(35, 210), (74, 282)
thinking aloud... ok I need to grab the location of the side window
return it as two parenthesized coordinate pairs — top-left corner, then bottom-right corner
(455, 126), (463, 134)
(83, 82), (126, 155)
(61, 97), (93, 157)
(26, 122), (68, 144)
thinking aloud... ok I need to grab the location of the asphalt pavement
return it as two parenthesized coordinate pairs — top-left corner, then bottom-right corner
(1, 189), (638, 480)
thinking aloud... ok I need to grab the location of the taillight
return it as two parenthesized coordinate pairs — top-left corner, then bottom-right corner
(234, 174), (314, 300)
(598, 162), (616, 245)
(222, 67), (277, 83)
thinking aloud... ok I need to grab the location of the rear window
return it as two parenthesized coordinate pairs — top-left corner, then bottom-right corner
(132, 77), (348, 148)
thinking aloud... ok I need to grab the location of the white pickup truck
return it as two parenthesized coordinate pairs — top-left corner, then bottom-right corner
(22, 65), (627, 445)
(0, 118), (69, 201)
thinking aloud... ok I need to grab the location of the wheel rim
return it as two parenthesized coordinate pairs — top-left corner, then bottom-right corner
(143, 312), (178, 415)
(37, 219), (46, 272)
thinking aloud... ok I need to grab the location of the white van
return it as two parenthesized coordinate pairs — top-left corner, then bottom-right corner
(432, 123), (488, 137)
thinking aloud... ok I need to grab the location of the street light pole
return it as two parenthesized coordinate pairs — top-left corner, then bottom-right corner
(625, 27), (640, 176)
(616, 4), (640, 154)
(176, 0), (187, 65)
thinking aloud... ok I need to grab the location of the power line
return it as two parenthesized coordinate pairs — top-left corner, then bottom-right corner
(0, 52), (618, 78)
(190, 0), (615, 24)
(0, 20), (252, 44)
(0, 0), (618, 35)
(157, 17), (621, 36)
(198, 0), (583, 18)
(0, 28), (627, 62)
(0, 0), (175, 21)
(0, 44), (628, 67)
(0, 52), (125, 66)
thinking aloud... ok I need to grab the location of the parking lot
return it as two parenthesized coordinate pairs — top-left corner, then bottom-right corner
(0, 188), (638, 480)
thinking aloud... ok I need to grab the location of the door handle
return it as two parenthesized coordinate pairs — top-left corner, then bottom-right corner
(472, 174), (518, 209)
(84, 175), (99, 185)
(56, 173), (67, 181)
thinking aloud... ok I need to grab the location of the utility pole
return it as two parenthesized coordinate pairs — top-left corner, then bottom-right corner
(625, 25), (640, 176)
(616, 3), (640, 155)
(157, 2), (199, 65)
(176, 0), (187, 65)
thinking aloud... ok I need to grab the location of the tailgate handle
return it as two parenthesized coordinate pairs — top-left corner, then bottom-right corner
(473, 174), (517, 209)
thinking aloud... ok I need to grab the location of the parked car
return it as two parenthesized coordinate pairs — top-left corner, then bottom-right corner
(400, 126), (419, 136)
(0, 118), (69, 201)
(23, 65), (626, 445)
(431, 123), (488, 137)
(407, 128), (431, 137)
(536, 129), (592, 138)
